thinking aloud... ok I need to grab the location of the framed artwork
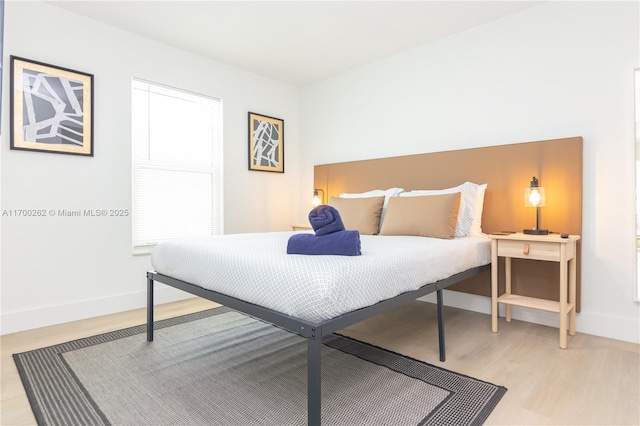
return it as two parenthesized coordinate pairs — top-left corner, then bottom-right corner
(248, 111), (284, 173)
(10, 56), (94, 156)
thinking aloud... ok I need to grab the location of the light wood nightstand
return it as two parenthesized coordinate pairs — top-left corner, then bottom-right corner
(489, 232), (581, 349)
(291, 224), (313, 231)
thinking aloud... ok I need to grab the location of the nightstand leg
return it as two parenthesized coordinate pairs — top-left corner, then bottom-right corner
(505, 257), (512, 323)
(491, 239), (498, 332)
(569, 256), (577, 336)
(559, 246), (568, 349)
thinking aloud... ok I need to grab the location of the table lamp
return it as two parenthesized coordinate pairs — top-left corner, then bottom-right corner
(523, 176), (549, 235)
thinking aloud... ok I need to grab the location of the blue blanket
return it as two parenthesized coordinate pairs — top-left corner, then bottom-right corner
(287, 230), (361, 256)
(308, 205), (345, 236)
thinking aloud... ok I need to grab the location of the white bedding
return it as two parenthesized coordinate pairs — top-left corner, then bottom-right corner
(151, 232), (491, 323)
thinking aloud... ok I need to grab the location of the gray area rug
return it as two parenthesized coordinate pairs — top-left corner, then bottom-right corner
(14, 307), (506, 425)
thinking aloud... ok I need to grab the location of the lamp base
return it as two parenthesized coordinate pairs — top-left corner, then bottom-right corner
(523, 228), (549, 235)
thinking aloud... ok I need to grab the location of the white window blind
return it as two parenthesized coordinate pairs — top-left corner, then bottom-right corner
(132, 79), (223, 253)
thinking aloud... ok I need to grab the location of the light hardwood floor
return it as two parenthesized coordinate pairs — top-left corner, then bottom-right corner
(2, 298), (639, 425)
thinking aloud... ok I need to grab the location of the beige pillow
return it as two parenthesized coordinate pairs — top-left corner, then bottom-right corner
(379, 193), (461, 239)
(328, 196), (385, 235)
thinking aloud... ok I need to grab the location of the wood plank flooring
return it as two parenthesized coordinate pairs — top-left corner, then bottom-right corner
(2, 298), (639, 425)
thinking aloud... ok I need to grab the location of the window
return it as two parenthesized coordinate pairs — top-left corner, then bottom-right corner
(132, 79), (223, 254)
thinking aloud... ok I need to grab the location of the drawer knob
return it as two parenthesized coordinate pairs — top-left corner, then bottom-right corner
(523, 243), (530, 255)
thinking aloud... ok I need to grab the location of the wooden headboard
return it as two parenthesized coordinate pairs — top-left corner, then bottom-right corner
(314, 136), (583, 310)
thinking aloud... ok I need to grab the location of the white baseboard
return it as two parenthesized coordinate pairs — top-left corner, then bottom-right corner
(0, 284), (193, 335)
(419, 291), (640, 344)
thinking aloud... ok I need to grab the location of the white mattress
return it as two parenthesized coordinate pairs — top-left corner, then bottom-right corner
(151, 232), (491, 323)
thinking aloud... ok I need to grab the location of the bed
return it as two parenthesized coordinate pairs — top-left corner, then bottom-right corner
(146, 136), (583, 426)
(147, 234), (490, 426)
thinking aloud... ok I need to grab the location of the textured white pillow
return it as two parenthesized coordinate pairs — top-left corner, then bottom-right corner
(339, 188), (404, 231)
(401, 182), (483, 238)
(469, 183), (487, 236)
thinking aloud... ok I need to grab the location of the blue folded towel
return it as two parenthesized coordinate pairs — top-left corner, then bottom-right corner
(308, 205), (345, 236)
(287, 230), (361, 256)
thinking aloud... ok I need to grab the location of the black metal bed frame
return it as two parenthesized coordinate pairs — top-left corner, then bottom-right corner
(146, 263), (489, 426)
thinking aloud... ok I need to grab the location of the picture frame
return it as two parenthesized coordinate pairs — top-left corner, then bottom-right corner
(10, 56), (94, 156)
(248, 112), (284, 173)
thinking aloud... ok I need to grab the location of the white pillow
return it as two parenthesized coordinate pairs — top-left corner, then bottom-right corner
(469, 183), (487, 236)
(401, 182), (485, 237)
(339, 188), (404, 231)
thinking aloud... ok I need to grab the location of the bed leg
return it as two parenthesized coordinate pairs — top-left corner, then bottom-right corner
(437, 289), (445, 362)
(147, 274), (154, 342)
(307, 337), (321, 426)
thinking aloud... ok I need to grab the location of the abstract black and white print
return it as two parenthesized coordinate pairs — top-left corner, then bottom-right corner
(10, 57), (93, 156)
(252, 118), (280, 168)
(22, 69), (85, 146)
(248, 112), (284, 172)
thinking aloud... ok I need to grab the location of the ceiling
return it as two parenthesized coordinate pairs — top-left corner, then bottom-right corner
(48, 1), (543, 87)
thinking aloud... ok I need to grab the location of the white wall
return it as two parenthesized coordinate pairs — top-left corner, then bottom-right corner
(0, 1), (303, 333)
(301, 1), (640, 343)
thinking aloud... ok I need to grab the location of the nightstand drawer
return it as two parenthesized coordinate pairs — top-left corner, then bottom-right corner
(497, 240), (560, 261)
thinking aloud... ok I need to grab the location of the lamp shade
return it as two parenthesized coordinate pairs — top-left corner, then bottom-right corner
(524, 176), (545, 207)
(312, 188), (324, 207)
(524, 187), (545, 207)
